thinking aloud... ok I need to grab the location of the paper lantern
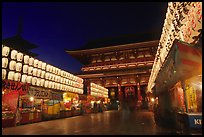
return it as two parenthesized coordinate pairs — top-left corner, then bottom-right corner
(38, 61), (42, 69)
(49, 74), (52, 80)
(46, 64), (50, 72)
(2, 46), (10, 57)
(40, 79), (45, 87)
(23, 65), (29, 74)
(11, 50), (18, 60)
(21, 74), (27, 83)
(24, 55), (29, 64)
(58, 69), (61, 76)
(42, 62), (46, 70)
(2, 69), (7, 80)
(60, 71), (63, 76)
(44, 81), (49, 88)
(34, 59), (38, 68)
(37, 69), (42, 77)
(32, 68), (37, 76)
(54, 82), (58, 89)
(16, 62), (22, 72)
(8, 71), (15, 80)
(26, 76), (32, 83)
(28, 66), (34, 75)
(48, 81), (52, 88)
(51, 82), (55, 89)
(36, 78), (41, 86)
(2, 58), (8, 68)
(14, 73), (21, 81)
(17, 52), (23, 62)
(41, 71), (45, 78)
(9, 60), (16, 70)
(45, 73), (50, 80)
(31, 77), (37, 85)
(29, 57), (34, 66)
(49, 66), (53, 73)
(52, 67), (56, 74)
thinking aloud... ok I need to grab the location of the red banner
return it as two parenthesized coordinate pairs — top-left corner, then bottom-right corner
(2, 80), (30, 96)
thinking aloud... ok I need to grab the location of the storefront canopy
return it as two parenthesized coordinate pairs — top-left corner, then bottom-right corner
(155, 39), (202, 94)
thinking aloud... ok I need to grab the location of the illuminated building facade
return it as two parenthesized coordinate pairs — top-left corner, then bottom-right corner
(66, 35), (159, 110)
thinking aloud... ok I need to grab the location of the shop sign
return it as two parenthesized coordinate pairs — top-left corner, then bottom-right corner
(188, 114), (202, 129)
(2, 80), (30, 95)
(29, 86), (51, 99)
(51, 92), (63, 101)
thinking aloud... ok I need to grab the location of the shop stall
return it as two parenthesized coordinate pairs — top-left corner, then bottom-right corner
(154, 40), (202, 133)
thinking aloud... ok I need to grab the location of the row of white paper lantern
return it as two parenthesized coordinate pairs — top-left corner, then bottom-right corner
(2, 45), (83, 84)
(90, 83), (108, 91)
(91, 87), (108, 94)
(2, 69), (83, 89)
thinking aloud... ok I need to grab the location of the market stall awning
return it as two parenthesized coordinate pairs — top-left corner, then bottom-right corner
(155, 39), (202, 94)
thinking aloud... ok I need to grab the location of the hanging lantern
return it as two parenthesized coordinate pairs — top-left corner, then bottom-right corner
(58, 69), (61, 76)
(17, 52), (23, 62)
(41, 71), (45, 78)
(8, 71), (15, 80)
(2, 58), (8, 68)
(14, 73), (21, 81)
(37, 69), (42, 77)
(32, 68), (37, 76)
(54, 82), (58, 89)
(11, 50), (18, 60)
(28, 66), (34, 75)
(46, 64), (50, 72)
(36, 78), (41, 86)
(9, 60), (16, 70)
(37, 61), (42, 69)
(40, 79), (45, 87)
(26, 76), (32, 83)
(21, 74), (27, 83)
(16, 62), (22, 72)
(42, 62), (46, 70)
(45, 73), (50, 80)
(52, 67), (56, 74)
(60, 71), (63, 77)
(2, 69), (7, 80)
(2, 46), (10, 57)
(23, 65), (29, 74)
(24, 55), (29, 64)
(31, 77), (37, 85)
(49, 66), (53, 73)
(49, 73), (53, 81)
(29, 57), (34, 66)
(51, 82), (55, 89)
(34, 59), (38, 68)
(48, 81), (52, 88)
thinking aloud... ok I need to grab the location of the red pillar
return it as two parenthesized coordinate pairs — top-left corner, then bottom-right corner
(137, 82), (142, 108)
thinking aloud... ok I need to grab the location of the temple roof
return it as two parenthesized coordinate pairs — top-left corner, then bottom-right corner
(2, 35), (38, 57)
(66, 31), (160, 52)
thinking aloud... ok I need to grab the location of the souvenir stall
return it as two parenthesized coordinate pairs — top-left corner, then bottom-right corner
(147, 2), (202, 134)
(155, 40), (202, 133)
(2, 44), (84, 126)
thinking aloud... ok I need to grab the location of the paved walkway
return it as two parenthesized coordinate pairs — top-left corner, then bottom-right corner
(2, 110), (177, 135)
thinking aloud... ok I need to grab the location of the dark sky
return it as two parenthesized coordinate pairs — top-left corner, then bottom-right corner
(2, 2), (168, 74)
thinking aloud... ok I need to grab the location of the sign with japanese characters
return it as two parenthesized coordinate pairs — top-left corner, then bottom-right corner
(2, 80), (30, 95)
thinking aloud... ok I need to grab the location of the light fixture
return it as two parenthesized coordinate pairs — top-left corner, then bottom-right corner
(30, 97), (34, 102)
(24, 55), (29, 64)
(2, 46), (10, 57)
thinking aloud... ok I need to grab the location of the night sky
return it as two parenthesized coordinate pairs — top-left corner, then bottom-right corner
(2, 2), (168, 74)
